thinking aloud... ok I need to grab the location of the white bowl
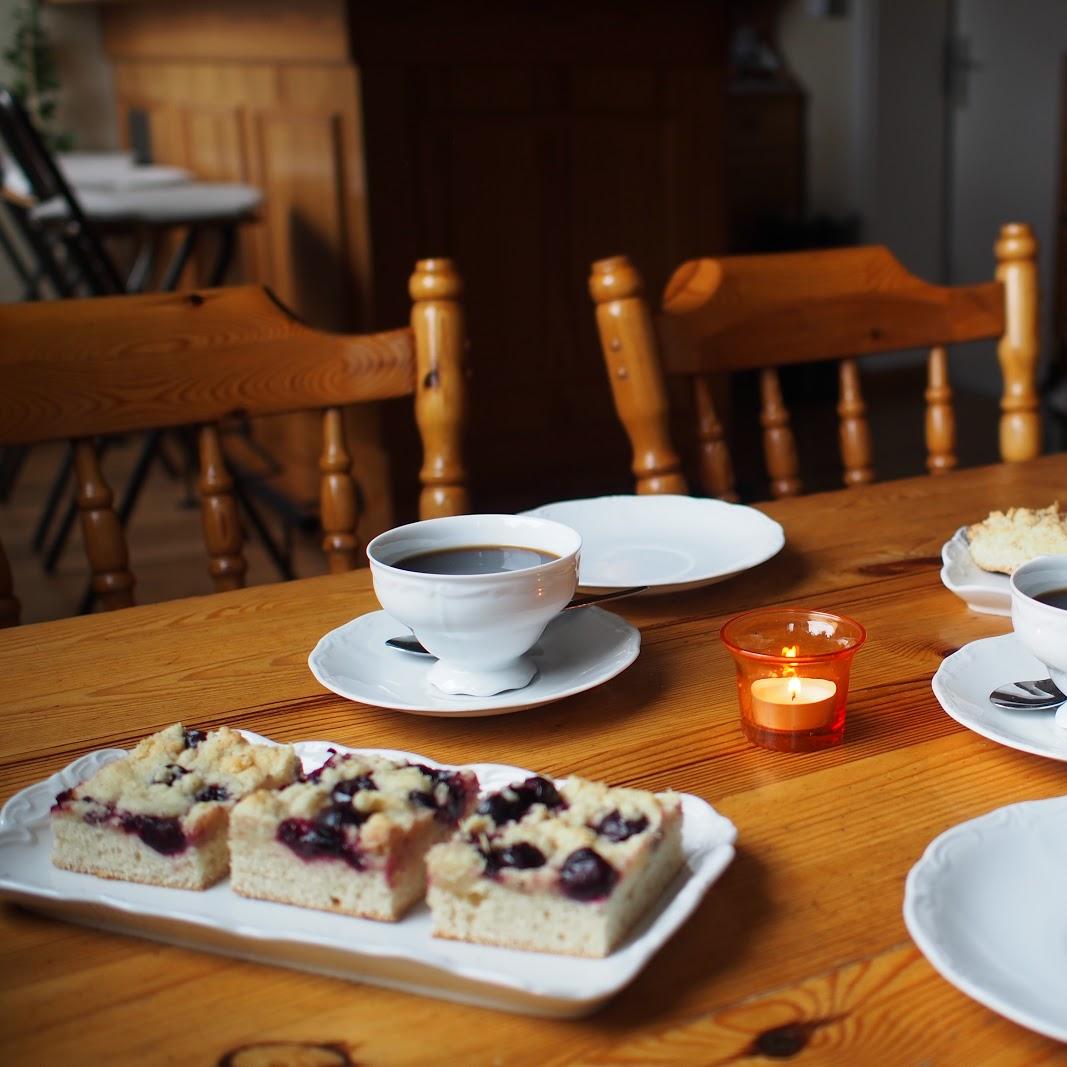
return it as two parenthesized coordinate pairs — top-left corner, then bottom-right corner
(1010, 555), (1067, 694)
(367, 515), (580, 696)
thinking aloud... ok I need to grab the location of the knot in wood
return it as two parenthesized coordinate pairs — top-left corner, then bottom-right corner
(187, 293), (205, 307)
(752, 1022), (810, 1058)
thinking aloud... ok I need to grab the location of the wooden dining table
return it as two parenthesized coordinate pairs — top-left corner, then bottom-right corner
(2, 453), (1066, 1065)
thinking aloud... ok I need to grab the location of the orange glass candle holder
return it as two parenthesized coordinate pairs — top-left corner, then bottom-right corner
(720, 608), (866, 752)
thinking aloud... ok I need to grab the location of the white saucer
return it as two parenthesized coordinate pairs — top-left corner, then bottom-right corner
(904, 795), (1067, 1042)
(940, 526), (1011, 616)
(931, 633), (1067, 761)
(521, 495), (784, 595)
(308, 607), (640, 716)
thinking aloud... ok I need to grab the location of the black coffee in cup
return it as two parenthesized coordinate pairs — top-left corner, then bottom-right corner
(394, 545), (560, 575)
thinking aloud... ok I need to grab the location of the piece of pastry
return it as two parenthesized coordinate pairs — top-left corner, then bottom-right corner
(426, 774), (684, 957)
(229, 751), (479, 921)
(51, 724), (299, 890)
(967, 503), (1067, 574)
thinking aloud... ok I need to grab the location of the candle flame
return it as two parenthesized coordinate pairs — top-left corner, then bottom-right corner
(787, 675), (802, 702)
(782, 645), (799, 658)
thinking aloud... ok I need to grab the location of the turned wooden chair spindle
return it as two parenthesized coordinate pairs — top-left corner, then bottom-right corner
(590, 222), (1041, 499)
(0, 259), (469, 625)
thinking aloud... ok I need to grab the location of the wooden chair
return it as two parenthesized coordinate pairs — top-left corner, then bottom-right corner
(0, 260), (468, 626)
(589, 223), (1041, 500)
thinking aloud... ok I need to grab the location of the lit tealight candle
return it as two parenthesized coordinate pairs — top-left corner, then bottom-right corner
(749, 674), (838, 732)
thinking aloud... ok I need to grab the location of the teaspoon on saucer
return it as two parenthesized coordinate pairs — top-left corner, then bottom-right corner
(385, 585), (647, 657)
(988, 678), (1066, 710)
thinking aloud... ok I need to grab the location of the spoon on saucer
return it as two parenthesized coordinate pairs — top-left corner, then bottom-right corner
(385, 586), (648, 657)
(988, 678), (1066, 710)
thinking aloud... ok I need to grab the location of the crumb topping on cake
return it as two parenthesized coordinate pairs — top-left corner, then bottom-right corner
(50, 724), (299, 864)
(431, 775), (680, 901)
(249, 752), (477, 869)
(967, 504), (1067, 574)
(52, 724), (298, 829)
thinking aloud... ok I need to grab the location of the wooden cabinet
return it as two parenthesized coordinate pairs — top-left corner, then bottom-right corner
(96, 0), (729, 524)
(726, 80), (806, 251)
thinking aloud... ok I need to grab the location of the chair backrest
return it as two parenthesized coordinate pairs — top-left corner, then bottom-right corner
(0, 86), (125, 295)
(589, 222), (1041, 500)
(0, 259), (468, 626)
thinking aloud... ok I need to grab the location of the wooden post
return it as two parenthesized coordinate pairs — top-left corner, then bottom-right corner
(759, 368), (802, 498)
(924, 345), (957, 474)
(320, 406), (359, 572)
(409, 258), (470, 518)
(197, 425), (247, 592)
(995, 222), (1041, 461)
(589, 256), (688, 495)
(693, 376), (736, 500)
(837, 358), (874, 487)
(73, 439), (135, 610)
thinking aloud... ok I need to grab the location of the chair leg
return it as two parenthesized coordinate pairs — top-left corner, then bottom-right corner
(126, 230), (157, 293)
(42, 496), (79, 574)
(42, 438), (125, 572)
(0, 446), (29, 502)
(74, 431), (165, 613)
(160, 226), (200, 292)
(116, 430), (164, 524)
(232, 479), (295, 582)
(32, 443), (75, 552)
(207, 224), (237, 286)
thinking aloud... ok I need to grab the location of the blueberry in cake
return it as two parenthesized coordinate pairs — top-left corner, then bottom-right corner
(51, 724), (299, 890)
(425, 774), (684, 956)
(229, 751), (479, 921)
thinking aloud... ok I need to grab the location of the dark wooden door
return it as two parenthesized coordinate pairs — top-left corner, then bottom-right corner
(355, 2), (728, 515)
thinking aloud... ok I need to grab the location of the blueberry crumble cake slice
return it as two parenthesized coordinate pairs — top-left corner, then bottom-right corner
(229, 751), (479, 921)
(50, 724), (299, 890)
(426, 774), (684, 957)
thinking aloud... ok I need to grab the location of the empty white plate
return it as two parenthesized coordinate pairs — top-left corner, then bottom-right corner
(904, 795), (1067, 1042)
(309, 607), (640, 716)
(931, 634), (1067, 761)
(522, 496), (784, 594)
(940, 526), (1011, 616)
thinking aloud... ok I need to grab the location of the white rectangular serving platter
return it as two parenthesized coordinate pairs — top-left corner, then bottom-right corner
(0, 732), (737, 1018)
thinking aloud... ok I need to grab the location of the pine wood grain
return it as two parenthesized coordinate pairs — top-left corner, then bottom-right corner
(0, 264), (469, 620)
(592, 225), (1042, 499)
(1, 455), (1065, 1065)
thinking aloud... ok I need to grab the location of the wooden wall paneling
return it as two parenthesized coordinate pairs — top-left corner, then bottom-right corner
(107, 33), (392, 542)
(101, 0), (349, 64)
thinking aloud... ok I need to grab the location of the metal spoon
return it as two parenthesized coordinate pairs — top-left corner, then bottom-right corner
(385, 585), (648, 657)
(988, 678), (1066, 710)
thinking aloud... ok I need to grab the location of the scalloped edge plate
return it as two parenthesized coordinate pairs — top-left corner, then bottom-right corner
(931, 634), (1067, 761)
(308, 607), (640, 716)
(0, 733), (736, 1018)
(904, 796), (1067, 1042)
(521, 495), (784, 594)
(940, 526), (1011, 616)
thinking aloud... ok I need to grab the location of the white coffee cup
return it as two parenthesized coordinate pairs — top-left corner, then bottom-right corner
(1010, 554), (1067, 696)
(367, 514), (581, 697)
